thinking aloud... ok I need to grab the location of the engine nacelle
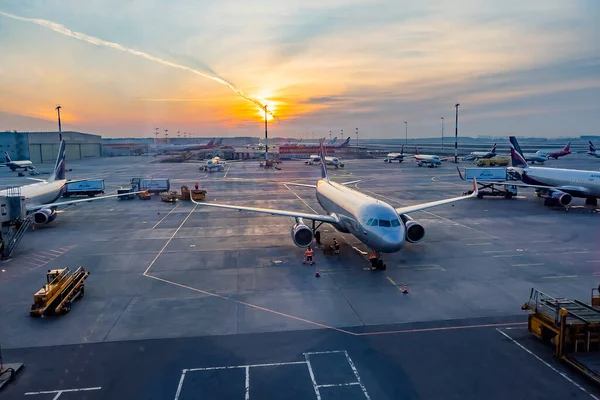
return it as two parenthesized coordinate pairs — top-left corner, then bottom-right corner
(548, 191), (572, 206)
(33, 208), (57, 224)
(400, 214), (425, 243)
(291, 223), (314, 248)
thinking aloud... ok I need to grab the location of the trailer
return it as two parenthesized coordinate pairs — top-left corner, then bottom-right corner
(63, 179), (105, 197)
(131, 178), (170, 194)
(522, 288), (600, 386)
(30, 267), (89, 316)
(457, 167), (518, 198)
(180, 185), (206, 201)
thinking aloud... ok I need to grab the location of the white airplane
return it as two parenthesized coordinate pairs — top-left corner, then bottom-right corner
(190, 139), (477, 269)
(523, 150), (549, 164)
(0, 140), (138, 224)
(201, 156), (226, 172)
(150, 138), (221, 154)
(306, 155), (344, 169)
(588, 142), (600, 158)
(384, 145), (404, 163)
(2, 152), (35, 171)
(475, 136), (599, 207)
(462, 144), (496, 161)
(414, 146), (441, 167)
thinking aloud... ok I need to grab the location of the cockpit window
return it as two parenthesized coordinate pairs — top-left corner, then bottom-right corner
(369, 219), (378, 226)
(378, 220), (391, 227)
(391, 219), (400, 227)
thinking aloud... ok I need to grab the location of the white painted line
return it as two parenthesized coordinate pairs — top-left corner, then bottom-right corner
(512, 263), (545, 267)
(317, 382), (361, 388)
(466, 242), (492, 246)
(587, 260), (600, 263)
(484, 249), (518, 254)
(304, 353), (322, 400)
(343, 351), (371, 399)
(25, 387), (101, 397)
(152, 203), (180, 229)
(173, 370), (187, 400)
(224, 163), (232, 178)
(187, 361), (307, 372)
(493, 254), (525, 258)
(543, 275), (578, 279)
(245, 366), (250, 400)
(496, 329), (599, 400)
(305, 350), (346, 355)
(564, 251), (592, 254)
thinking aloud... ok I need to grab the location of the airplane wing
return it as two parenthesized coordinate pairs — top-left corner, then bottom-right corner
(284, 182), (317, 188)
(395, 179), (478, 215)
(26, 191), (144, 212)
(189, 197), (338, 223)
(472, 181), (592, 195)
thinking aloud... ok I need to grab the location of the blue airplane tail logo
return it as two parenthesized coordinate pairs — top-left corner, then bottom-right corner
(318, 138), (328, 180)
(509, 136), (528, 168)
(49, 140), (67, 182)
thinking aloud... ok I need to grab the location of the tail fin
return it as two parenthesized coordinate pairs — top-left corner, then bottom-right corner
(48, 140), (66, 182)
(339, 137), (350, 147)
(4, 152), (11, 163)
(318, 138), (329, 181)
(590, 141), (596, 152)
(329, 137), (337, 145)
(415, 145), (420, 155)
(564, 141), (571, 152)
(214, 138), (223, 146)
(490, 143), (497, 154)
(206, 139), (215, 147)
(508, 136), (528, 168)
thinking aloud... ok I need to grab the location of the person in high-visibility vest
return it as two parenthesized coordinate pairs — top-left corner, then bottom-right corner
(195, 182), (199, 190)
(368, 251), (378, 269)
(304, 247), (314, 265)
(333, 238), (340, 255)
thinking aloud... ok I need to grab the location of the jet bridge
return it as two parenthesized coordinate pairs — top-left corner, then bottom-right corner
(522, 288), (600, 386)
(0, 187), (30, 258)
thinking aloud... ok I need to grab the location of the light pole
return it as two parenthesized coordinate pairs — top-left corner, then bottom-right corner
(164, 129), (168, 143)
(341, 129), (343, 140)
(441, 117), (444, 151)
(355, 128), (358, 147)
(177, 131), (181, 138)
(55, 105), (62, 141)
(454, 103), (460, 163)
(404, 121), (408, 145)
(154, 128), (159, 144)
(264, 105), (268, 161)
(329, 131), (332, 141)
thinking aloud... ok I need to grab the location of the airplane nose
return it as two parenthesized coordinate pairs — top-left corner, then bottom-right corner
(381, 230), (404, 252)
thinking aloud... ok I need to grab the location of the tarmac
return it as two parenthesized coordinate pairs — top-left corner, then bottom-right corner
(0, 152), (599, 399)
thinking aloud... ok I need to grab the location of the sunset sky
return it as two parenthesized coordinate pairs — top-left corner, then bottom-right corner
(0, 1), (598, 139)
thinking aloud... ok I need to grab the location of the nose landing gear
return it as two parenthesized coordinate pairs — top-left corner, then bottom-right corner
(368, 250), (386, 271)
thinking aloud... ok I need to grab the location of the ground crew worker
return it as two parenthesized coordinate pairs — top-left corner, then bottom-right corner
(368, 251), (378, 270)
(304, 247), (315, 265)
(333, 238), (340, 255)
(195, 182), (199, 190)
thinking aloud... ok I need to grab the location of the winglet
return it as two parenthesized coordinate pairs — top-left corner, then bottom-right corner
(318, 138), (329, 181)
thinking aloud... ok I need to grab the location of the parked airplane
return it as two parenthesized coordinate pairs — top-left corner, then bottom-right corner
(384, 145), (404, 163)
(151, 138), (221, 153)
(190, 139), (477, 269)
(475, 137), (599, 207)
(306, 155), (344, 169)
(463, 144), (496, 161)
(3, 153), (35, 171)
(523, 149), (548, 164)
(588, 142), (600, 158)
(0, 140), (138, 225)
(547, 142), (571, 159)
(414, 146), (441, 167)
(292, 137), (350, 148)
(202, 156), (226, 172)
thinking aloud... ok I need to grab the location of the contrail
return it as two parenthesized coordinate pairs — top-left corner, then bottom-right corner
(0, 10), (275, 116)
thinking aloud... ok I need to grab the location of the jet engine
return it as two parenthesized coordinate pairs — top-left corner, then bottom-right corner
(33, 208), (57, 224)
(291, 223), (314, 248)
(545, 191), (572, 207)
(400, 214), (425, 243)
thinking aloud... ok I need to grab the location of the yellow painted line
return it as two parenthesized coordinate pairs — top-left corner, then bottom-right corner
(151, 203), (180, 229)
(512, 263), (545, 267)
(144, 204), (197, 275)
(543, 275), (578, 279)
(386, 276), (397, 286)
(466, 242), (492, 246)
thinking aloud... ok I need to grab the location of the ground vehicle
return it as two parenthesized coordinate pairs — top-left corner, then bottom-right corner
(131, 178), (170, 194)
(30, 267), (89, 316)
(476, 157), (509, 167)
(63, 179), (105, 197)
(458, 167), (518, 198)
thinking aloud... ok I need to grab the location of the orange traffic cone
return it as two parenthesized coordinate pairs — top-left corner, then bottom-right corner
(315, 268), (320, 278)
(402, 283), (408, 294)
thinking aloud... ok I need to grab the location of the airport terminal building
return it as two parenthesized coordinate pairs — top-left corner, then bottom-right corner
(0, 131), (102, 163)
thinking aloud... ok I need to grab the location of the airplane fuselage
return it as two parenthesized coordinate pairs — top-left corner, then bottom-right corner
(509, 166), (600, 197)
(524, 152), (548, 163)
(0, 180), (65, 209)
(315, 180), (404, 253)
(415, 155), (441, 166)
(6, 161), (34, 170)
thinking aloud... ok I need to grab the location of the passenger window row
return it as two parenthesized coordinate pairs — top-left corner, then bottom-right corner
(366, 218), (401, 227)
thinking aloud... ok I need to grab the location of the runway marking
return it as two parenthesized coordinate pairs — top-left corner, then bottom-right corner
(543, 275), (578, 279)
(397, 263), (445, 271)
(25, 386), (101, 398)
(484, 249), (516, 254)
(151, 203), (180, 229)
(143, 205), (197, 275)
(493, 254), (525, 258)
(466, 242), (492, 246)
(223, 163), (232, 178)
(587, 260), (600, 263)
(496, 329), (599, 400)
(512, 263), (545, 267)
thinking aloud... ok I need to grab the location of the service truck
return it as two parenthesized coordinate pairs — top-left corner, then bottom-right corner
(63, 179), (105, 197)
(130, 178), (170, 194)
(458, 167), (518, 198)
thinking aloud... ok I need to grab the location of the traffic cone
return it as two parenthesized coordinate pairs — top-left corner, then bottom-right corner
(315, 268), (320, 278)
(402, 283), (408, 294)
